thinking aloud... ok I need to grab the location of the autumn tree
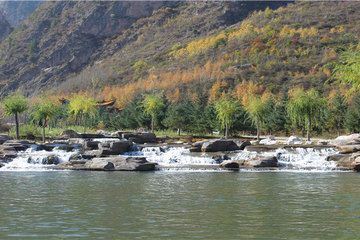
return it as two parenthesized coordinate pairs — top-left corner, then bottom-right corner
(141, 94), (165, 133)
(1, 92), (28, 139)
(69, 95), (97, 133)
(287, 89), (326, 141)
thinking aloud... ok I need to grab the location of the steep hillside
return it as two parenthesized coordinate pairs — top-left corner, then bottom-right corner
(0, 11), (12, 42)
(0, 1), (285, 98)
(0, 1), (43, 26)
(57, 1), (360, 107)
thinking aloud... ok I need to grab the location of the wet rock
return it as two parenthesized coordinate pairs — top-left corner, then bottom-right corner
(84, 159), (115, 170)
(244, 156), (278, 167)
(84, 156), (155, 171)
(338, 145), (360, 154)
(99, 141), (132, 156)
(0, 134), (12, 144)
(42, 155), (60, 165)
(234, 140), (251, 150)
(41, 144), (56, 151)
(84, 141), (100, 150)
(189, 140), (207, 152)
(69, 153), (82, 161)
(0, 162), (4, 168)
(330, 134), (360, 147)
(212, 154), (230, 164)
(326, 154), (351, 162)
(201, 139), (240, 152)
(287, 136), (303, 145)
(220, 160), (240, 169)
(221, 156), (278, 168)
(61, 130), (80, 138)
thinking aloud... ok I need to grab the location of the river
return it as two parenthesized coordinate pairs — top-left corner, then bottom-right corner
(1, 170), (360, 239)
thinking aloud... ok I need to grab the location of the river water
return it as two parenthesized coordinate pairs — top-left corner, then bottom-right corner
(1, 171), (360, 239)
(1, 146), (359, 239)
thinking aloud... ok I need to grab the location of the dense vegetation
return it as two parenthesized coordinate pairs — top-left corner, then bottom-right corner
(1, 2), (360, 139)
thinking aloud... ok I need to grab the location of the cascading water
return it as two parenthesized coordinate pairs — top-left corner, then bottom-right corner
(126, 146), (339, 171)
(0, 147), (77, 171)
(125, 146), (218, 166)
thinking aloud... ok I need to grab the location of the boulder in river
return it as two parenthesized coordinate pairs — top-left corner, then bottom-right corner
(99, 141), (132, 156)
(330, 134), (360, 147)
(220, 156), (278, 169)
(42, 155), (60, 165)
(84, 156), (155, 171)
(201, 139), (240, 152)
(338, 145), (360, 154)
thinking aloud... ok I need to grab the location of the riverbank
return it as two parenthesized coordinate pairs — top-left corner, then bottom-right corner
(1, 129), (360, 172)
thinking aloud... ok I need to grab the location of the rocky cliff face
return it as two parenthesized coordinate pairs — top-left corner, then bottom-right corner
(0, 11), (12, 42)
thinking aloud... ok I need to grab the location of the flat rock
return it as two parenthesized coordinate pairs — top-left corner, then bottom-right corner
(330, 134), (360, 147)
(84, 156), (155, 171)
(338, 145), (360, 154)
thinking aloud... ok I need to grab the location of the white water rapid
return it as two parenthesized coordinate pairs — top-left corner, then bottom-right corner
(0, 143), (341, 172)
(0, 147), (77, 171)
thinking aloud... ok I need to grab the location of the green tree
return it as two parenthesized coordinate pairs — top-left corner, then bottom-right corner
(344, 93), (360, 133)
(141, 94), (165, 133)
(328, 93), (348, 136)
(331, 47), (360, 96)
(243, 96), (267, 141)
(31, 98), (60, 142)
(68, 95), (97, 133)
(287, 89), (327, 141)
(214, 97), (240, 139)
(163, 100), (193, 136)
(1, 92), (28, 139)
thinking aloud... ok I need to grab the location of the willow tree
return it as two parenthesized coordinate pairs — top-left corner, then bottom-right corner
(331, 47), (360, 96)
(243, 96), (267, 140)
(214, 97), (240, 139)
(69, 95), (97, 133)
(141, 94), (164, 133)
(287, 89), (326, 141)
(31, 98), (60, 142)
(1, 92), (28, 139)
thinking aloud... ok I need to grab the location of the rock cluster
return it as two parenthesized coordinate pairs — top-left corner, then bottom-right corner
(328, 134), (360, 170)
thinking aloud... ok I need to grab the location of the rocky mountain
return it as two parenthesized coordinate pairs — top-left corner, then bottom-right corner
(0, 1), (286, 97)
(0, 11), (12, 41)
(0, 1), (43, 26)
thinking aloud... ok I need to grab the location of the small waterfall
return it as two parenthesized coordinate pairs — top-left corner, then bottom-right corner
(125, 146), (218, 166)
(275, 148), (338, 170)
(0, 147), (77, 171)
(128, 146), (339, 171)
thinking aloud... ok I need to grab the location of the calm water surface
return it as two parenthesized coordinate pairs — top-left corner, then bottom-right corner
(1, 171), (360, 239)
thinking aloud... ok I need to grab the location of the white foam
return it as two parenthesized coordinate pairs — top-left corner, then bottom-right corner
(0, 147), (76, 171)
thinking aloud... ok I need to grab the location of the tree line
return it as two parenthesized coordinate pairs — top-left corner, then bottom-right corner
(2, 45), (360, 142)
